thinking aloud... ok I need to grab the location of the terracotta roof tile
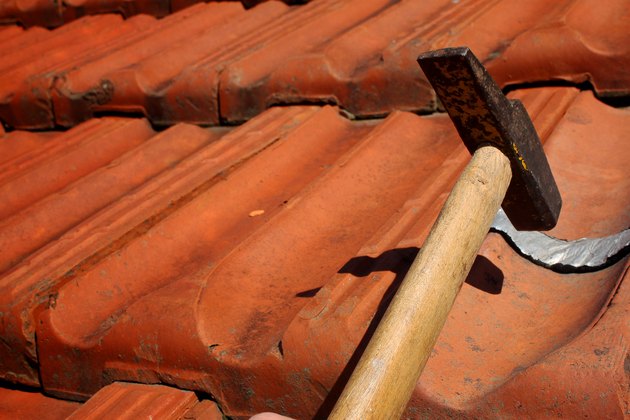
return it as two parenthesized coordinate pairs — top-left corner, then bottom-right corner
(66, 382), (199, 419)
(0, 24), (24, 40)
(0, 130), (57, 164)
(0, 119), (205, 380)
(0, 106), (301, 385)
(0, 14), (157, 129)
(1, 1), (627, 416)
(478, 263), (630, 418)
(544, 92), (630, 239)
(0, 0), (627, 129)
(220, 0), (629, 121)
(0, 0), (62, 26)
(0, 382), (224, 420)
(0, 0), (298, 28)
(0, 387), (80, 419)
(0, 87), (627, 416)
(0, 119), (155, 224)
(489, 0), (630, 97)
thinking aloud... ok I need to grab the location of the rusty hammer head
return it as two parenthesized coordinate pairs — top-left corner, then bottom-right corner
(417, 47), (561, 231)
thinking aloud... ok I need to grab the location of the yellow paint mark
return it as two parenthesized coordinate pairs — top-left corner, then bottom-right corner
(512, 144), (528, 171)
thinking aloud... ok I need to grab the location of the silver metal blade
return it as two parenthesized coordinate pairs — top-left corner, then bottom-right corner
(491, 209), (630, 273)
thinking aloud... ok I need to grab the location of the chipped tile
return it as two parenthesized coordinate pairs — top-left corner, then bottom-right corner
(0, 14), (156, 129)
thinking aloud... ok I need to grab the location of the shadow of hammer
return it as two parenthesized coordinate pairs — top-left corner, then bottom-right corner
(329, 47), (562, 419)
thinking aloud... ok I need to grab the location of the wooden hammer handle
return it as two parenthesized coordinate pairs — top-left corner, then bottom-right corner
(329, 146), (512, 419)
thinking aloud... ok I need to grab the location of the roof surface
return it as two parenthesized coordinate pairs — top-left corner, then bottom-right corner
(0, 382), (223, 419)
(0, 0), (295, 27)
(0, 0), (628, 418)
(0, 0), (628, 129)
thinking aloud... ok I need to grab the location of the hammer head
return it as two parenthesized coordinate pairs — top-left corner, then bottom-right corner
(417, 47), (561, 231)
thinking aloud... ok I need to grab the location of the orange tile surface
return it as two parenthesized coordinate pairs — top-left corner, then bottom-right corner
(66, 382), (214, 420)
(478, 264), (630, 418)
(0, 387), (80, 419)
(0, 0), (628, 129)
(0, 382), (223, 420)
(0, 87), (627, 417)
(1, 1), (629, 415)
(0, 117), (230, 385)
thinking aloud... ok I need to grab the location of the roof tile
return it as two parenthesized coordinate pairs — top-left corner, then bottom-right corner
(0, 88), (626, 416)
(0, 119), (155, 224)
(0, 24), (24, 41)
(477, 263), (630, 418)
(0, 0), (308, 27)
(1, 0), (627, 416)
(0, 0), (627, 128)
(0, 106), (306, 385)
(0, 14), (156, 129)
(489, 0), (630, 96)
(0, 130), (57, 164)
(0, 0), (63, 27)
(0, 117), (228, 384)
(0, 382), (224, 419)
(0, 387), (80, 419)
(0, 0), (296, 28)
(67, 382), (198, 419)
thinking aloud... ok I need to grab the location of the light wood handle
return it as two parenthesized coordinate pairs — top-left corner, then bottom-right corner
(329, 146), (512, 419)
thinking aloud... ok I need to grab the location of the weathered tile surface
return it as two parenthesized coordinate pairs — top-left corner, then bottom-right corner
(0, 0), (627, 128)
(1, 0), (628, 416)
(66, 382), (208, 420)
(0, 382), (223, 420)
(0, 88), (627, 417)
(0, 0), (301, 28)
(0, 116), (229, 384)
(0, 387), (80, 419)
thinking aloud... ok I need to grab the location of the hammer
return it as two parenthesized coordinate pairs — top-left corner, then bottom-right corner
(329, 47), (562, 419)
